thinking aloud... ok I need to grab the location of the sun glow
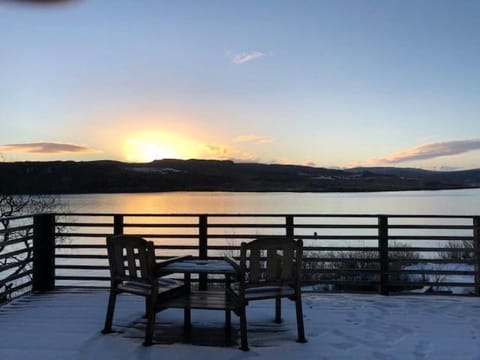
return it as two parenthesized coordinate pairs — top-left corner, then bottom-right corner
(125, 139), (177, 162)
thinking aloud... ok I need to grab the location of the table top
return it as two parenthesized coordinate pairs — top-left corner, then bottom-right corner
(157, 259), (237, 275)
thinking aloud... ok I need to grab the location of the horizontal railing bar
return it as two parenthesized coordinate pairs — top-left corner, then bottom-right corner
(55, 234), (475, 241)
(389, 225), (473, 229)
(128, 234), (201, 239)
(391, 259), (475, 264)
(55, 276), (110, 281)
(153, 245), (203, 250)
(56, 244), (106, 249)
(391, 247), (475, 252)
(388, 281), (474, 287)
(303, 257), (380, 263)
(211, 235), (379, 240)
(205, 224), (287, 228)
(124, 223), (199, 228)
(299, 279), (380, 285)
(54, 213), (477, 218)
(55, 254), (108, 259)
(56, 213), (380, 217)
(59, 233), (200, 239)
(56, 222), (113, 227)
(390, 247), (473, 252)
(388, 236), (474, 241)
(57, 233), (111, 238)
(304, 268), (380, 273)
(389, 269), (475, 275)
(56, 265), (108, 270)
(294, 224), (378, 229)
(304, 246), (379, 252)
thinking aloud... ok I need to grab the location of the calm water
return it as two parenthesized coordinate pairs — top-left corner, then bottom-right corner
(60, 188), (480, 215)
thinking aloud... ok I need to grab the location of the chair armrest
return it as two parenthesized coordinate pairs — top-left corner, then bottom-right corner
(224, 256), (241, 272)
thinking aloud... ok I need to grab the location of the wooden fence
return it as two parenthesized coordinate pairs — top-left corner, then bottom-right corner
(1, 212), (479, 300)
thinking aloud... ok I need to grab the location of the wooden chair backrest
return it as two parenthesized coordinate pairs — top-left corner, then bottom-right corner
(106, 235), (156, 285)
(240, 237), (303, 286)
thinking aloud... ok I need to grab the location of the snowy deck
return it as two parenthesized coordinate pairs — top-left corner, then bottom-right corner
(1, 289), (480, 359)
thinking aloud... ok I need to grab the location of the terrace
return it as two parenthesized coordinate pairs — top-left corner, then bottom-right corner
(1, 213), (480, 359)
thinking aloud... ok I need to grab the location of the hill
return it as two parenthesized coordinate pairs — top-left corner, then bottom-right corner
(0, 159), (479, 194)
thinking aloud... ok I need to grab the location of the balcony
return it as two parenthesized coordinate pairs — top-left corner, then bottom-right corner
(1, 212), (480, 357)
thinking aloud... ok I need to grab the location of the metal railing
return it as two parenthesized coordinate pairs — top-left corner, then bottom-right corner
(1, 212), (479, 301)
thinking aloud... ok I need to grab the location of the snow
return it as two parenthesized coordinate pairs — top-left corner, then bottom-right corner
(404, 263), (475, 295)
(2, 289), (480, 359)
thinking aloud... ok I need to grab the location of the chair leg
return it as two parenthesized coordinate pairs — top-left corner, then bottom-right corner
(143, 298), (156, 346)
(274, 297), (282, 323)
(102, 290), (117, 334)
(225, 309), (232, 344)
(295, 295), (307, 343)
(239, 306), (249, 351)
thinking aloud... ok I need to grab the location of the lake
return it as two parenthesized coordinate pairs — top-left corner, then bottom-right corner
(52, 189), (480, 290)
(60, 188), (480, 215)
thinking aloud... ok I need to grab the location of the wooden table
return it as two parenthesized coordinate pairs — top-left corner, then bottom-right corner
(156, 258), (239, 336)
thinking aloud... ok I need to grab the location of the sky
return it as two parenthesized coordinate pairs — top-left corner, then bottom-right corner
(1, 0), (480, 170)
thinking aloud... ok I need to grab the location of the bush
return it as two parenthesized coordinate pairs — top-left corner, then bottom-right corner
(302, 242), (422, 292)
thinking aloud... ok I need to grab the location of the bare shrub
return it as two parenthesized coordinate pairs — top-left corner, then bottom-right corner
(439, 239), (474, 261)
(302, 241), (422, 292)
(0, 195), (66, 302)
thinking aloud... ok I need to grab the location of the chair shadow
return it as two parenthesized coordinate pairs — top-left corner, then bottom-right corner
(125, 319), (239, 347)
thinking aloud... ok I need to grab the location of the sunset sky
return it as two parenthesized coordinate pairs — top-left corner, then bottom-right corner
(1, 1), (479, 170)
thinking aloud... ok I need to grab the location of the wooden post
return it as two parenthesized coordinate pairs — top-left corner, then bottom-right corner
(286, 215), (294, 238)
(378, 215), (389, 295)
(474, 217), (480, 296)
(199, 215), (208, 290)
(32, 213), (56, 292)
(113, 215), (124, 235)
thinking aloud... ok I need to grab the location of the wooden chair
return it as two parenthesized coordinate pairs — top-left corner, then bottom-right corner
(102, 235), (186, 345)
(227, 236), (307, 351)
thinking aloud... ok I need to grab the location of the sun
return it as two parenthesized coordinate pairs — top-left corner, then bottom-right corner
(125, 139), (177, 162)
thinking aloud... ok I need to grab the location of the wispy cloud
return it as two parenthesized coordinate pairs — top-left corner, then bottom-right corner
(365, 139), (480, 165)
(200, 144), (230, 159)
(231, 51), (265, 64)
(0, 142), (95, 154)
(233, 134), (273, 144)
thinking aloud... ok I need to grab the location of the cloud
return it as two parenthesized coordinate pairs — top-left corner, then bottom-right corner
(200, 144), (230, 158)
(0, 142), (95, 154)
(231, 51), (265, 64)
(365, 139), (480, 165)
(233, 134), (273, 144)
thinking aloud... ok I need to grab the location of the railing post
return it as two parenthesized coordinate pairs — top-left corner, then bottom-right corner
(474, 217), (480, 296)
(113, 215), (124, 235)
(378, 215), (389, 295)
(32, 213), (56, 292)
(286, 215), (294, 237)
(199, 215), (208, 290)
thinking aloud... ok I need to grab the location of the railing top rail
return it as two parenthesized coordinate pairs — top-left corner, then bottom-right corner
(52, 212), (479, 218)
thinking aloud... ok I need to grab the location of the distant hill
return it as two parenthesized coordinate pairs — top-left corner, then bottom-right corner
(0, 159), (479, 194)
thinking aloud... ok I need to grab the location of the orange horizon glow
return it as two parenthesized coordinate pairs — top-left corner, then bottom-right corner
(123, 130), (204, 162)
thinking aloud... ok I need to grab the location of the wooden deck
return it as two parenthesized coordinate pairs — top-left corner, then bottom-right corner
(2, 289), (480, 359)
